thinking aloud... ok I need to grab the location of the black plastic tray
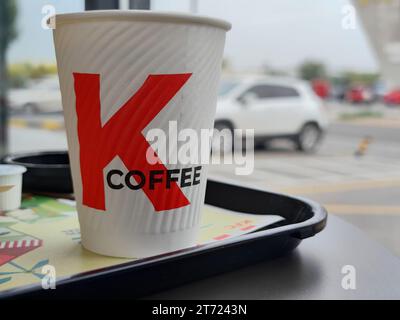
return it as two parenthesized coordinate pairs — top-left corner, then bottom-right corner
(1, 178), (327, 299)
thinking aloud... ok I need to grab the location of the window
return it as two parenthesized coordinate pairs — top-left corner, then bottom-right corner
(245, 84), (300, 99)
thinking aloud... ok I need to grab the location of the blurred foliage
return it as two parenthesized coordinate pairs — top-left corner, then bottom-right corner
(298, 61), (327, 81)
(329, 75), (350, 87)
(298, 60), (380, 87)
(7, 63), (58, 88)
(329, 72), (380, 89)
(339, 71), (380, 86)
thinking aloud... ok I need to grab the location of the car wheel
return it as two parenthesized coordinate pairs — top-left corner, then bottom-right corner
(295, 123), (322, 153)
(212, 121), (234, 153)
(23, 103), (39, 114)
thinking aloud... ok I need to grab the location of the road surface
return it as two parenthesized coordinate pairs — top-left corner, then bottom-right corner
(209, 121), (400, 256)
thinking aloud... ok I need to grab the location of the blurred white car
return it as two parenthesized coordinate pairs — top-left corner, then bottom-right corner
(215, 76), (329, 152)
(8, 76), (62, 113)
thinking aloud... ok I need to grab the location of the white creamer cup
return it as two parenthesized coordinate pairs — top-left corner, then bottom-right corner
(53, 10), (231, 258)
(0, 165), (26, 211)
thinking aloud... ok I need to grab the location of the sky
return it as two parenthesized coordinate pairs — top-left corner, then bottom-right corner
(7, 0), (379, 74)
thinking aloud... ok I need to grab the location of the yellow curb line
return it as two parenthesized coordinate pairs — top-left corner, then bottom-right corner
(9, 119), (64, 131)
(9, 119), (28, 128)
(325, 204), (400, 215)
(279, 178), (400, 195)
(41, 120), (64, 131)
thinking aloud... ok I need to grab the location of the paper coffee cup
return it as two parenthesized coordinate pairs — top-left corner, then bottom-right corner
(53, 10), (230, 258)
(0, 165), (26, 211)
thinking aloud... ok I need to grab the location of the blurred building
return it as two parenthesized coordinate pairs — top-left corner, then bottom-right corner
(354, 0), (400, 89)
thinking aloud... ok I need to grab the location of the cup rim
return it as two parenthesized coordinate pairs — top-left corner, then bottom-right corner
(53, 10), (231, 31)
(0, 164), (27, 177)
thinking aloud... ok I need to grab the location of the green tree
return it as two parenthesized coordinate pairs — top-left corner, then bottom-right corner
(298, 61), (327, 81)
(0, 0), (18, 156)
(341, 71), (379, 86)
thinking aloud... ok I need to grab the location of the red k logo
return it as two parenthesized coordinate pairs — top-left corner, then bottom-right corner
(73, 72), (192, 212)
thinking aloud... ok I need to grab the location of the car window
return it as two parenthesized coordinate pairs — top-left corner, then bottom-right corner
(245, 84), (300, 99)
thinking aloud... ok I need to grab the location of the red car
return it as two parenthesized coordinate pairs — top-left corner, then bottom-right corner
(384, 89), (400, 105)
(345, 86), (373, 104)
(312, 79), (330, 99)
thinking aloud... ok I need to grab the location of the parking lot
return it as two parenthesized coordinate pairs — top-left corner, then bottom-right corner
(7, 102), (400, 256)
(210, 103), (400, 256)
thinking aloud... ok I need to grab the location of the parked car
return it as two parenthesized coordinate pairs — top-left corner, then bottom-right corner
(214, 76), (329, 152)
(8, 76), (62, 113)
(345, 86), (373, 104)
(311, 79), (330, 100)
(372, 81), (387, 102)
(330, 84), (347, 101)
(383, 89), (400, 106)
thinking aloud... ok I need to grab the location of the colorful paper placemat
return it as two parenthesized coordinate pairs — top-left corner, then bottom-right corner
(0, 195), (283, 293)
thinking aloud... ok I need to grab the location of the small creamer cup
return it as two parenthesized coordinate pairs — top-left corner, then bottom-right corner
(53, 10), (231, 258)
(0, 165), (26, 211)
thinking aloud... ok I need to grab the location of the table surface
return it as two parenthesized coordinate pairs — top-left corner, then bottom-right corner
(149, 215), (400, 299)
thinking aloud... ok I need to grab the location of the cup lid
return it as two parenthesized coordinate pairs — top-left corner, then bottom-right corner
(0, 164), (27, 177)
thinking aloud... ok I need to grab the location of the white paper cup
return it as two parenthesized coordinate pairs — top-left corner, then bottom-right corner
(0, 165), (26, 211)
(53, 10), (230, 258)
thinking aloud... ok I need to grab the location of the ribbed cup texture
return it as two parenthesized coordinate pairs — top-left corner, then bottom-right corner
(54, 17), (226, 256)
